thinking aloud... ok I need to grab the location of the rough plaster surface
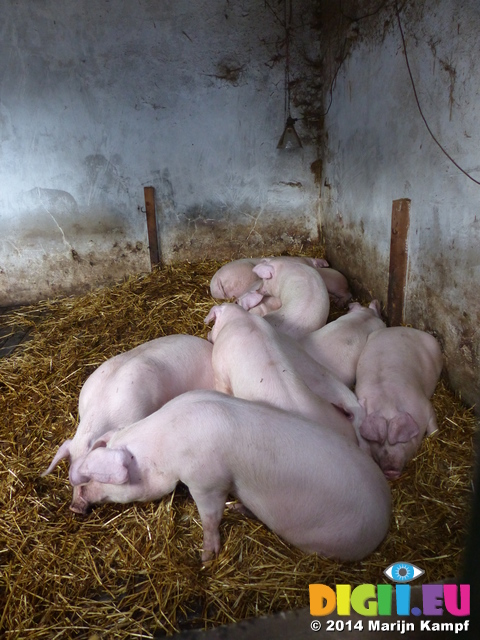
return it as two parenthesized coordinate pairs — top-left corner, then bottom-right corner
(316, 0), (480, 406)
(0, 0), (319, 305)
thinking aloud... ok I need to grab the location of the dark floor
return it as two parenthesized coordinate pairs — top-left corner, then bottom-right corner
(174, 604), (470, 640)
(0, 306), (31, 358)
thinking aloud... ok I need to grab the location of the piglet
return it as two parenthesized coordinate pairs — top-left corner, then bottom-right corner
(316, 267), (352, 308)
(251, 257), (330, 339)
(299, 300), (385, 388)
(205, 303), (364, 444)
(70, 390), (391, 562)
(41, 334), (214, 486)
(210, 256), (329, 300)
(355, 326), (443, 479)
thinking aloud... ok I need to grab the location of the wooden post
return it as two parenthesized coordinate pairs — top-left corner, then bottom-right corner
(387, 198), (410, 326)
(144, 186), (160, 267)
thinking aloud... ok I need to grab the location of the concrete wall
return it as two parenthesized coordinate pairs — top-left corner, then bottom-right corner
(315, 0), (480, 406)
(0, 0), (319, 305)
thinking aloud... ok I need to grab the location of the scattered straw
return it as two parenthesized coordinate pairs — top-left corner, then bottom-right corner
(0, 250), (477, 638)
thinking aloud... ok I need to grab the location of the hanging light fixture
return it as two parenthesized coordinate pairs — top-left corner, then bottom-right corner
(277, 0), (302, 150)
(277, 115), (303, 149)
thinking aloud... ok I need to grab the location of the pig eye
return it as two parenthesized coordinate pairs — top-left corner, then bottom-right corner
(383, 562), (424, 583)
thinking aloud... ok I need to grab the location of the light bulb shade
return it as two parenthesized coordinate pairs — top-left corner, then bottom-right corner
(277, 116), (303, 149)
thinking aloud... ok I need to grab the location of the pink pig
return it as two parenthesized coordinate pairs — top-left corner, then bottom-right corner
(250, 258), (330, 339)
(355, 326), (443, 479)
(70, 390), (391, 562)
(315, 267), (352, 308)
(205, 303), (365, 445)
(41, 334), (214, 486)
(299, 301), (386, 388)
(209, 256), (329, 299)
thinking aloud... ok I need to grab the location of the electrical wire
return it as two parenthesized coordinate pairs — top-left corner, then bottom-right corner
(395, 1), (480, 186)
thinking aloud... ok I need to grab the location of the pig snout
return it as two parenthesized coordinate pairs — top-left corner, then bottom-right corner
(371, 446), (411, 480)
(69, 486), (90, 515)
(383, 469), (402, 481)
(347, 302), (363, 312)
(359, 411), (422, 478)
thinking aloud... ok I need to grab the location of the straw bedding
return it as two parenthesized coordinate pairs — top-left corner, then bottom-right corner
(0, 250), (477, 638)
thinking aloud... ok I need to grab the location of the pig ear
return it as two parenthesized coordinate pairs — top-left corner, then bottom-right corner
(237, 289), (264, 310)
(40, 439), (72, 477)
(312, 258), (329, 268)
(77, 448), (131, 484)
(252, 263), (274, 279)
(387, 413), (420, 444)
(204, 305), (221, 325)
(369, 299), (382, 317)
(359, 413), (388, 444)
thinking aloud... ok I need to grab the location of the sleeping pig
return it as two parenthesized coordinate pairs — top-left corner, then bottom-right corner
(205, 303), (365, 445)
(41, 334), (214, 485)
(314, 267), (352, 308)
(299, 300), (386, 388)
(249, 257), (330, 339)
(209, 256), (329, 299)
(70, 390), (391, 562)
(355, 326), (443, 479)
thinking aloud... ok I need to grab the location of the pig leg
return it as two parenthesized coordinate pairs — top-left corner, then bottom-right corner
(190, 487), (229, 562)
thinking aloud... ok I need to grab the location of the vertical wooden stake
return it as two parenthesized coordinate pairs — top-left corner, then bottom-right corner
(387, 198), (410, 326)
(144, 186), (160, 267)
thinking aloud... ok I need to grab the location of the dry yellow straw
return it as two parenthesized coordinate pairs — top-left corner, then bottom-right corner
(0, 250), (477, 637)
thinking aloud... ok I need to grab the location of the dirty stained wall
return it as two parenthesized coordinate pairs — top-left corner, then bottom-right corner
(0, 0), (319, 306)
(312, 0), (480, 406)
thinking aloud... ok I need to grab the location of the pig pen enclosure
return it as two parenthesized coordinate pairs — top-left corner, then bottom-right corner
(0, 246), (477, 638)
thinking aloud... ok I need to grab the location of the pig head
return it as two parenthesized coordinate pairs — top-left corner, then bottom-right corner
(358, 408), (437, 479)
(355, 326), (443, 479)
(209, 256), (329, 300)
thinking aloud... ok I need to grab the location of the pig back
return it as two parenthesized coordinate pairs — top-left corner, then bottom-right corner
(356, 326), (442, 398)
(147, 391), (391, 561)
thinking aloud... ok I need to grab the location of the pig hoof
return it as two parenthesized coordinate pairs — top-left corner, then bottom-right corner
(201, 549), (217, 563)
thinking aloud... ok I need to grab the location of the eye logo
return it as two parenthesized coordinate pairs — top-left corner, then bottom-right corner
(384, 562), (424, 583)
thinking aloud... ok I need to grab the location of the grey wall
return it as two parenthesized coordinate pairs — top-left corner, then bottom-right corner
(2, 0), (478, 406)
(313, 0), (480, 406)
(0, 0), (320, 305)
